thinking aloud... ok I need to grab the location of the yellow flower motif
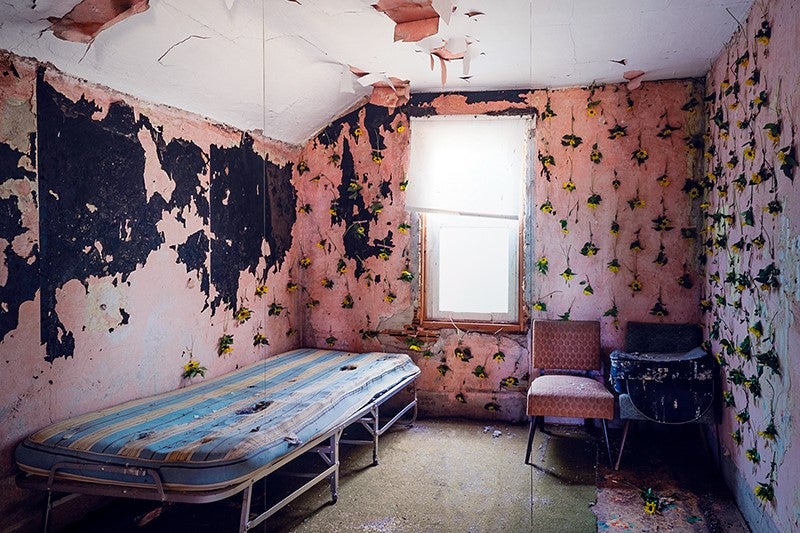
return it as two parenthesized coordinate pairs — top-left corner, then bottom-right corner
(396, 123), (406, 133)
(255, 285), (268, 296)
(629, 279), (643, 292)
(743, 147), (756, 160)
(728, 102), (739, 110)
(182, 360), (207, 379)
(378, 251), (390, 261)
(644, 501), (657, 515)
(562, 180), (576, 192)
(586, 107), (597, 117)
(398, 223), (411, 234)
(561, 268), (575, 281)
(399, 180), (408, 191)
(286, 282), (299, 292)
(299, 257), (311, 268)
(372, 153), (383, 164)
(234, 307), (252, 323)
(384, 292), (397, 303)
(353, 127), (363, 137)
(532, 301), (546, 311)
(656, 174), (670, 187)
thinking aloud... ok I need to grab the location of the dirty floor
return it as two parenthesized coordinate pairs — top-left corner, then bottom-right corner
(54, 419), (747, 532)
(595, 423), (749, 532)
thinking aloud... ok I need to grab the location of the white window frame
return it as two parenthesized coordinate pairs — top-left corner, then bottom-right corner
(408, 115), (532, 331)
(423, 213), (521, 324)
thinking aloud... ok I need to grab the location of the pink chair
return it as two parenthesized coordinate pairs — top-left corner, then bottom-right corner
(525, 320), (614, 466)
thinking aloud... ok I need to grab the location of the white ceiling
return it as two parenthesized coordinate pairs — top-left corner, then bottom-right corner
(0, 0), (753, 145)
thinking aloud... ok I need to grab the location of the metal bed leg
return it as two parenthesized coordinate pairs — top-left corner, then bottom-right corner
(524, 416), (538, 466)
(601, 419), (613, 468)
(239, 484), (253, 533)
(42, 490), (53, 533)
(371, 406), (380, 466)
(330, 432), (340, 504)
(615, 420), (631, 470)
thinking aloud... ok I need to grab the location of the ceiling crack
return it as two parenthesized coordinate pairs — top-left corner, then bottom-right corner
(158, 34), (209, 64)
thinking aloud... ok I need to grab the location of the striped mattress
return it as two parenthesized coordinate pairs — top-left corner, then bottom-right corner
(15, 348), (419, 491)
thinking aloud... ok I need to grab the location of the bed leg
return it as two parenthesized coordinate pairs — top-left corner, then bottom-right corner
(239, 484), (253, 533)
(42, 490), (53, 533)
(330, 432), (340, 504)
(371, 406), (380, 466)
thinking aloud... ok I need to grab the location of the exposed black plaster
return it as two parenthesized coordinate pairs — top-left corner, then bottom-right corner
(141, 118), (210, 225)
(406, 90), (538, 117)
(36, 68), (164, 360)
(209, 134), (295, 314)
(173, 229), (210, 309)
(0, 149), (39, 342)
(332, 138), (392, 278)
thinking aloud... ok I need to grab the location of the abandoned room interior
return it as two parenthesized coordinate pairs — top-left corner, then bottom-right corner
(0, 0), (798, 531)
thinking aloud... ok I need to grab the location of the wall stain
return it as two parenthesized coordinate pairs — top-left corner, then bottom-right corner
(209, 134), (295, 314)
(37, 68), (164, 360)
(172, 229), (210, 308)
(0, 142), (38, 342)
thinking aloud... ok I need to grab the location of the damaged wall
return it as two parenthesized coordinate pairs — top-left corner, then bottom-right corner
(0, 51), (302, 525)
(295, 80), (704, 421)
(702, 0), (800, 530)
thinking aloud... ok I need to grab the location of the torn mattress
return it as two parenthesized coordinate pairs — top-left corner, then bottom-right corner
(15, 348), (419, 491)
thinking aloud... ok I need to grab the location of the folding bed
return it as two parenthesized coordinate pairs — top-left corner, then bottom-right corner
(15, 348), (420, 532)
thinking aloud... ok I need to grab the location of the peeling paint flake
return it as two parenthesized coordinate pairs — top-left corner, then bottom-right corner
(47, 0), (150, 44)
(373, 0), (443, 43)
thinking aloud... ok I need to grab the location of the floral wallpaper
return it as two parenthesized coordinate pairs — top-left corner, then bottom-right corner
(703, 0), (800, 529)
(295, 80), (705, 420)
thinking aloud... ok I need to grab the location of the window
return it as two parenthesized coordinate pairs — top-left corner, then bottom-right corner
(406, 115), (531, 329)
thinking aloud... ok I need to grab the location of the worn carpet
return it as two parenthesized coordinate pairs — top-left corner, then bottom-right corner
(60, 419), (599, 532)
(594, 423), (749, 532)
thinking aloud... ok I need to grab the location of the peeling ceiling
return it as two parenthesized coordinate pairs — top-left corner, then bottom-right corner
(0, 0), (753, 145)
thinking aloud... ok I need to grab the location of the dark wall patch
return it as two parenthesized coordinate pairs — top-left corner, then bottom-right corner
(141, 118), (210, 225)
(173, 229), (210, 310)
(36, 68), (164, 360)
(407, 90), (537, 117)
(0, 141), (38, 342)
(209, 134), (296, 314)
(332, 138), (390, 278)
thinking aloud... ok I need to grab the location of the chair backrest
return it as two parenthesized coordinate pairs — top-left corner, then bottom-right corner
(532, 320), (601, 371)
(624, 322), (702, 353)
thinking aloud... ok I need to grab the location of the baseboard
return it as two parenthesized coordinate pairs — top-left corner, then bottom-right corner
(417, 389), (526, 422)
(719, 452), (779, 533)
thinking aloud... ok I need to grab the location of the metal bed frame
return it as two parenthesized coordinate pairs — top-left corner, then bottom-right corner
(17, 376), (418, 533)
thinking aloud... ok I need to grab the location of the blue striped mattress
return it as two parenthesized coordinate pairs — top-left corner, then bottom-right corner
(15, 348), (419, 491)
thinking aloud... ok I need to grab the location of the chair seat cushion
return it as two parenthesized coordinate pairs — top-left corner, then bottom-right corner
(527, 374), (614, 420)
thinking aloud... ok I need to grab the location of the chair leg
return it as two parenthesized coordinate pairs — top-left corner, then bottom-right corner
(614, 420), (631, 470)
(525, 416), (538, 465)
(601, 419), (613, 468)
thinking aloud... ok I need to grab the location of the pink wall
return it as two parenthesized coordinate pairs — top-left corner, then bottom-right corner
(0, 52), (304, 524)
(296, 80), (704, 421)
(703, 0), (800, 530)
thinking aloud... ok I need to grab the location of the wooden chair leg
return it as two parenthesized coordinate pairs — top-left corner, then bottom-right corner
(614, 420), (631, 470)
(525, 416), (538, 465)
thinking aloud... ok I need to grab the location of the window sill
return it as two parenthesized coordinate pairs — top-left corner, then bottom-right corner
(418, 319), (528, 335)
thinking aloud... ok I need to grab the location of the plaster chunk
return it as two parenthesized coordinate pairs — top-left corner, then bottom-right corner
(47, 0), (150, 44)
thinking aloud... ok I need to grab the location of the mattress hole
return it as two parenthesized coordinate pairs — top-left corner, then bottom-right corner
(236, 400), (272, 415)
(340, 365), (358, 371)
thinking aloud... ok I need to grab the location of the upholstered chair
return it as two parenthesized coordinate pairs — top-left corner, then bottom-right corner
(525, 320), (614, 466)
